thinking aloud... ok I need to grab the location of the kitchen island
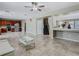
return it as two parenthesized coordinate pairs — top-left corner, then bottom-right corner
(53, 28), (79, 42)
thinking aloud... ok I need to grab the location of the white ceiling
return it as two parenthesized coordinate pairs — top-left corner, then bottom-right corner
(0, 2), (79, 20)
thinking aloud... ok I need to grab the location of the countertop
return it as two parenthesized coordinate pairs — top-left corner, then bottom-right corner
(53, 28), (79, 32)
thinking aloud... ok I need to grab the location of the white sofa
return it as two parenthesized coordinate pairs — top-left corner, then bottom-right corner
(0, 39), (15, 56)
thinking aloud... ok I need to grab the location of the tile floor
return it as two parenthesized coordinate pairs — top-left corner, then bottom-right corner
(7, 34), (79, 56)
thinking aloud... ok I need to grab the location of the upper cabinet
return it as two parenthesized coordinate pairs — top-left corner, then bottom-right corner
(55, 11), (79, 21)
(63, 13), (79, 20)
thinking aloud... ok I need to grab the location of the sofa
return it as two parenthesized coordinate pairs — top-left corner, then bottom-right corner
(0, 39), (15, 56)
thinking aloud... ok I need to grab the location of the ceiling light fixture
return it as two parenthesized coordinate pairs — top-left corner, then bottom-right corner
(24, 2), (45, 11)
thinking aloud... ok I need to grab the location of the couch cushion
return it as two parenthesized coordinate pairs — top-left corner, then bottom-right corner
(0, 39), (14, 56)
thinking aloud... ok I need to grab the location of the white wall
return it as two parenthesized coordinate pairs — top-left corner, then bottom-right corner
(52, 16), (57, 27)
(48, 17), (53, 39)
(22, 20), (25, 33)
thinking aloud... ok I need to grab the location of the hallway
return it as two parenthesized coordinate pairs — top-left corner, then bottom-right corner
(8, 35), (79, 56)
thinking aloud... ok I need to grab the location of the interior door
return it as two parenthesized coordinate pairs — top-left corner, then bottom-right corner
(37, 19), (43, 35)
(43, 17), (49, 35)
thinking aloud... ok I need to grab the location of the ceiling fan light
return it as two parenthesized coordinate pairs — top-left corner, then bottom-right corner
(33, 7), (37, 10)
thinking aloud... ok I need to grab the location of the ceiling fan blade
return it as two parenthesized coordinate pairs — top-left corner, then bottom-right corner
(24, 6), (32, 8)
(38, 8), (42, 11)
(30, 9), (33, 11)
(30, 8), (41, 11)
(38, 5), (45, 8)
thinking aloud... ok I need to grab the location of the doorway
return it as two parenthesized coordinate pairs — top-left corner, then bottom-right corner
(25, 23), (26, 32)
(37, 19), (43, 35)
(43, 17), (49, 35)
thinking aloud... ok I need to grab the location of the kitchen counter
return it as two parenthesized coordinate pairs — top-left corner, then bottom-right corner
(53, 28), (79, 32)
(53, 28), (79, 42)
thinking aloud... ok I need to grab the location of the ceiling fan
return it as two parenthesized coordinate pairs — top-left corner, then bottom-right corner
(24, 2), (45, 11)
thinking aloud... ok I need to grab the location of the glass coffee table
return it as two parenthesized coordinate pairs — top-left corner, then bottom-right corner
(19, 36), (35, 50)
